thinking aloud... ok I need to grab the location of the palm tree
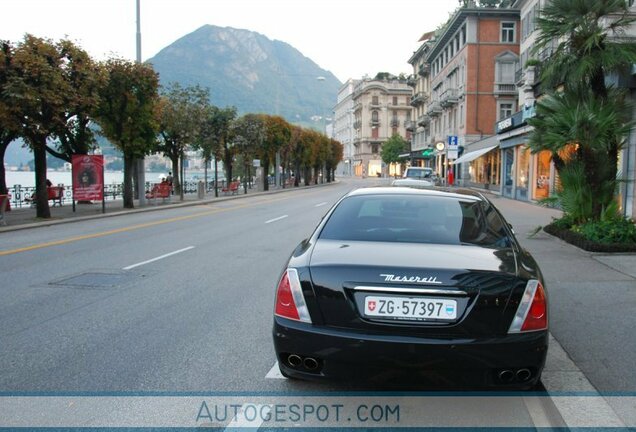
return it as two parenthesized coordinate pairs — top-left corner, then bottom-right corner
(529, 0), (636, 220)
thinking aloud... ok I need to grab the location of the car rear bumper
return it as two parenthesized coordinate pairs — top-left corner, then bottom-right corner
(273, 317), (548, 388)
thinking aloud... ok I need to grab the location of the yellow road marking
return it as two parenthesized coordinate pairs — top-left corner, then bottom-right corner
(0, 189), (329, 256)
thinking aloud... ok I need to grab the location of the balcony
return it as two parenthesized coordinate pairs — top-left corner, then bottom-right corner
(369, 100), (381, 108)
(407, 75), (418, 87)
(390, 119), (400, 128)
(494, 83), (517, 95)
(417, 114), (431, 127)
(427, 101), (442, 117)
(440, 88), (458, 108)
(353, 137), (361, 147)
(515, 68), (524, 86)
(410, 92), (426, 107)
(418, 63), (430, 77)
(353, 102), (362, 112)
(370, 119), (380, 126)
(405, 120), (415, 131)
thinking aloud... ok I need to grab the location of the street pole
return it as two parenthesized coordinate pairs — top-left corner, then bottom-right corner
(135, 0), (146, 206)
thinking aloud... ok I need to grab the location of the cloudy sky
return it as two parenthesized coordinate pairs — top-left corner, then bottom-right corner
(4, 0), (457, 82)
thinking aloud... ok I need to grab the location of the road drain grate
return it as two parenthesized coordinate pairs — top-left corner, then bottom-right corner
(49, 272), (137, 289)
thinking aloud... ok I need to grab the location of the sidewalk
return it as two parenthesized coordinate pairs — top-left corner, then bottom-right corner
(489, 194), (636, 427)
(0, 182), (318, 233)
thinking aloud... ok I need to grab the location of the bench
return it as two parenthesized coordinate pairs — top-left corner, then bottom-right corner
(48, 186), (64, 206)
(221, 181), (240, 195)
(145, 183), (172, 204)
(26, 186), (65, 207)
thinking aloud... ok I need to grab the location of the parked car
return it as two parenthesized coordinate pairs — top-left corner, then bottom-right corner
(272, 187), (548, 388)
(392, 166), (439, 187)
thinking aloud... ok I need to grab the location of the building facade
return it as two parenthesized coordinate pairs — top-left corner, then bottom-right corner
(351, 78), (413, 177)
(407, 36), (434, 168)
(333, 79), (358, 176)
(424, 7), (520, 186)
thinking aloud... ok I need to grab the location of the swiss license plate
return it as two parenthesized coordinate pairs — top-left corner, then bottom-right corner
(364, 295), (457, 320)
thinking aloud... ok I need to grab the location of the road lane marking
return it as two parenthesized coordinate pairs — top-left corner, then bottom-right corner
(265, 215), (288, 224)
(0, 188), (334, 256)
(123, 246), (195, 270)
(315, 202), (328, 207)
(265, 361), (287, 379)
(223, 404), (271, 430)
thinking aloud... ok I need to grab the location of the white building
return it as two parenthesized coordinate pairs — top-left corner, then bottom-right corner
(332, 79), (358, 176)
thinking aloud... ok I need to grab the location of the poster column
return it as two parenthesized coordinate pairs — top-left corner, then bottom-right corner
(72, 155), (105, 212)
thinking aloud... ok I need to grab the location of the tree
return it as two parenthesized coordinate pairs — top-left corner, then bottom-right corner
(259, 115), (291, 191)
(6, 35), (73, 218)
(325, 139), (344, 182)
(232, 114), (264, 192)
(195, 105), (220, 193)
(209, 107), (236, 186)
(156, 83), (209, 199)
(94, 58), (159, 208)
(381, 134), (408, 177)
(46, 40), (103, 164)
(528, 0), (636, 221)
(0, 40), (19, 196)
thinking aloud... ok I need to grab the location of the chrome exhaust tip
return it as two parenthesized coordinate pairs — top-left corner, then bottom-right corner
(287, 354), (302, 368)
(498, 369), (514, 383)
(303, 357), (319, 370)
(516, 368), (532, 382)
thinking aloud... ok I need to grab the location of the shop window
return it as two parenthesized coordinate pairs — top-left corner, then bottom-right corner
(534, 150), (551, 199)
(515, 146), (530, 200)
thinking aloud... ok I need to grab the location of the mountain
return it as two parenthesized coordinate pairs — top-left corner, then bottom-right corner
(147, 25), (341, 127)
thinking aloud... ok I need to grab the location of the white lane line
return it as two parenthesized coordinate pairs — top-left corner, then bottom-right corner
(265, 361), (287, 379)
(315, 202), (328, 207)
(265, 215), (288, 224)
(123, 246), (195, 270)
(223, 404), (271, 430)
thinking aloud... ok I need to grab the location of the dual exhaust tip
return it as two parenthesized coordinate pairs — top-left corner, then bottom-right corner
(498, 368), (532, 383)
(287, 354), (319, 371)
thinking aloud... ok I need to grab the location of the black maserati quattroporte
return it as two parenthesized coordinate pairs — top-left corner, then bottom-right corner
(273, 187), (548, 389)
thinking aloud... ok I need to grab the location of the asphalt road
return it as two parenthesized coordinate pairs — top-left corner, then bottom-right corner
(0, 178), (571, 428)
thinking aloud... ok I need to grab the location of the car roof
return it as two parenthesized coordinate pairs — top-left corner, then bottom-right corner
(345, 186), (486, 202)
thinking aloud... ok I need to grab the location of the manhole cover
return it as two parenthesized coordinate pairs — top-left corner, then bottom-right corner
(49, 272), (137, 289)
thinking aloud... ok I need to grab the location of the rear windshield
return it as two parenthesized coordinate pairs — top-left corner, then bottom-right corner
(405, 168), (433, 179)
(319, 194), (511, 248)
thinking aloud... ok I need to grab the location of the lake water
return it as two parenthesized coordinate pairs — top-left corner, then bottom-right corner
(5, 170), (217, 188)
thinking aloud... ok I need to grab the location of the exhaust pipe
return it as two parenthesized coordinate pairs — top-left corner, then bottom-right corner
(303, 357), (319, 370)
(516, 368), (532, 382)
(498, 370), (514, 383)
(287, 354), (302, 368)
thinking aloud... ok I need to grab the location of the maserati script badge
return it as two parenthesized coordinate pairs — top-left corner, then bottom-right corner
(379, 274), (442, 285)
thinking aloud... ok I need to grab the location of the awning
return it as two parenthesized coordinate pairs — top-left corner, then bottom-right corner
(452, 145), (498, 164)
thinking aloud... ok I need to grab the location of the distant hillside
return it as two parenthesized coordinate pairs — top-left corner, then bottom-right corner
(148, 25), (341, 126)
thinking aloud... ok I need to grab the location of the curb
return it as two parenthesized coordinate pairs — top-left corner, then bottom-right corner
(0, 180), (338, 234)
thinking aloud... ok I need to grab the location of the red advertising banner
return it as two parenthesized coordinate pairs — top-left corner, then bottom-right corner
(72, 155), (104, 201)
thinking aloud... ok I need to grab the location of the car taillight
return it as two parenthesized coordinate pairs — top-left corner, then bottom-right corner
(274, 268), (312, 323)
(508, 280), (547, 333)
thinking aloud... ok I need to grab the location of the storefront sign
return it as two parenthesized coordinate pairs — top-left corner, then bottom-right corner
(72, 155), (103, 201)
(496, 117), (513, 133)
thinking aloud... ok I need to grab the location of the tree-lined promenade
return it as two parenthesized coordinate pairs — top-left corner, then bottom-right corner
(0, 35), (343, 218)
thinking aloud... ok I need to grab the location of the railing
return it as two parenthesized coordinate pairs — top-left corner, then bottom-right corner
(6, 180), (231, 208)
(405, 120), (415, 131)
(417, 114), (431, 126)
(390, 119), (400, 127)
(440, 88), (458, 107)
(515, 68), (524, 85)
(418, 63), (430, 76)
(427, 101), (442, 116)
(494, 83), (517, 94)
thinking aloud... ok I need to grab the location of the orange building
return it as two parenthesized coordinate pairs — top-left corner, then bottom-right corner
(424, 7), (520, 185)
